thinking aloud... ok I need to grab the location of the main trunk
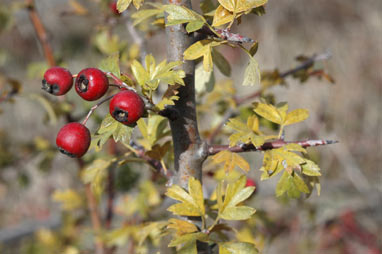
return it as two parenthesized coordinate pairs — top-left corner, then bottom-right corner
(165, 0), (207, 187)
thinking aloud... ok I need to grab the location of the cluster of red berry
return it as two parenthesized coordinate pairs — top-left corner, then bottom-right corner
(42, 67), (145, 158)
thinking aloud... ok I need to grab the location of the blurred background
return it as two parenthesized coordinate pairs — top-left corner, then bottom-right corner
(0, 0), (381, 253)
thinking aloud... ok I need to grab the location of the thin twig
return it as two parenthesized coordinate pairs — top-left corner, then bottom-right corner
(82, 95), (115, 125)
(77, 159), (105, 254)
(208, 139), (338, 156)
(125, 141), (174, 182)
(207, 52), (332, 144)
(105, 141), (116, 230)
(26, 0), (56, 67)
(124, 15), (147, 63)
(105, 72), (137, 92)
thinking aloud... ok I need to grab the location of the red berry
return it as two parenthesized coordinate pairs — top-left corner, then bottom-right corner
(56, 122), (91, 158)
(109, 1), (120, 15)
(75, 68), (109, 101)
(245, 178), (257, 195)
(42, 67), (73, 95)
(109, 90), (145, 125)
(245, 178), (256, 187)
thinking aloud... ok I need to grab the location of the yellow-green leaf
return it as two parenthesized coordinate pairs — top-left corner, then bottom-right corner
(284, 109), (309, 126)
(242, 55), (260, 87)
(212, 150), (250, 173)
(132, 9), (163, 26)
(184, 40), (222, 72)
(195, 63), (215, 93)
(117, 0), (132, 13)
(220, 206), (256, 220)
(212, 5), (234, 27)
(253, 102), (282, 124)
(301, 159), (321, 176)
(188, 177), (205, 215)
(219, 242), (259, 254)
(167, 219), (198, 236)
(98, 53), (120, 78)
(168, 232), (208, 247)
(52, 189), (83, 211)
(166, 177), (205, 216)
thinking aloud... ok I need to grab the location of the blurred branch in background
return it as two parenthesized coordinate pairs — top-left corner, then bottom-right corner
(26, 0), (56, 67)
(207, 51), (333, 144)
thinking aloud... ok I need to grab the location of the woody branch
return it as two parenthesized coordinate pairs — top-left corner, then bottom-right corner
(208, 139), (338, 156)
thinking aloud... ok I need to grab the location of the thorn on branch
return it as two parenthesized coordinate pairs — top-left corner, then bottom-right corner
(207, 139), (338, 156)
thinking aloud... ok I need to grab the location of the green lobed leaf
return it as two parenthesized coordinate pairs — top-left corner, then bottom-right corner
(98, 53), (120, 78)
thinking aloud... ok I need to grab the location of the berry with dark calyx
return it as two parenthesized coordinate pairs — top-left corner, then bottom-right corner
(75, 68), (109, 101)
(109, 90), (145, 126)
(42, 67), (73, 95)
(56, 122), (91, 158)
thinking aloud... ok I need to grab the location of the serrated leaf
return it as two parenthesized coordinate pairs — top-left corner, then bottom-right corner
(132, 55), (184, 93)
(92, 115), (134, 151)
(242, 55), (261, 87)
(301, 159), (321, 176)
(131, 59), (149, 88)
(253, 102), (282, 124)
(137, 115), (168, 150)
(166, 177), (205, 216)
(52, 189), (83, 211)
(276, 171), (310, 198)
(167, 219), (198, 236)
(219, 242), (258, 254)
(284, 109), (309, 126)
(217, 176), (256, 221)
(212, 48), (231, 76)
(155, 95), (179, 110)
(226, 117), (265, 147)
(163, 5), (207, 32)
(98, 53), (120, 78)
(212, 150), (250, 173)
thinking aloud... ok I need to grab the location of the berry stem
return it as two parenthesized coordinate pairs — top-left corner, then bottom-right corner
(105, 72), (138, 93)
(82, 94), (115, 125)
